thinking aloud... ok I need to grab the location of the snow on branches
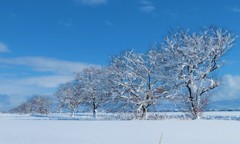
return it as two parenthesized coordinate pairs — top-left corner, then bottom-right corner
(109, 50), (167, 119)
(75, 67), (112, 118)
(54, 81), (84, 116)
(50, 27), (236, 120)
(155, 28), (236, 119)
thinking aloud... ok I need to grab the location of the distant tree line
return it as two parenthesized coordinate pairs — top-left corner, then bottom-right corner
(10, 27), (236, 120)
(10, 95), (51, 114)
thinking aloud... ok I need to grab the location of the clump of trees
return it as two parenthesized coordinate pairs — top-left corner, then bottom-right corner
(10, 95), (51, 114)
(11, 27), (236, 120)
(53, 28), (235, 119)
(55, 28), (236, 119)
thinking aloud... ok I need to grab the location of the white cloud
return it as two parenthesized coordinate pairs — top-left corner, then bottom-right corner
(140, 0), (155, 13)
(0, 42), (10, 53)
(0, 57), (97, 75)
(0, 56), (98, 107)
(0, 81), (40, 96)
(0, 78), (54, 108)
(74, 0), (107, 6)
(214, 74), (240, 101)
(0, 74), (74, 107)
(0, 75), (72, 97)
(18, 75), (74, 88)
(230, 6), (240, 13)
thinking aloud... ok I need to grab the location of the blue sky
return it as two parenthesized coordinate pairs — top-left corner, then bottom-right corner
(0, 0), (240, 109)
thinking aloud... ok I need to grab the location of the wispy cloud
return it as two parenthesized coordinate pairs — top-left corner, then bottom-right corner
(0, 77), (52, 96)
(0, 42), (10, 53)
(0, 77), (54, 108)
(0, 75), (72, 96)
(230, 6), (240, 13)
(0, 57), (96, 75)
(214, 74), (240, 101)
(74, 0), (107, 6)
(0, 57), (98, 88)
(18, 75), (74, 88)
(140, 0), (155, 13)
(0, 56), (98, 107)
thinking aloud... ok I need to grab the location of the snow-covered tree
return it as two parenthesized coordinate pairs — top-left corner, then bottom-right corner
(29, 95), (52, 114)
(9, 101), (32, 114)
(108, 50), (167, 119)
(10, 95), (51, 114)
(75, 67), (112, 118)
(155, 28), (236, 119)
(54, 84), (68, 114)
(54, 81), (84, 116)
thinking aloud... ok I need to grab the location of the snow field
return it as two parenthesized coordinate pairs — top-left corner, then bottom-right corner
(0, 119), (239, 144)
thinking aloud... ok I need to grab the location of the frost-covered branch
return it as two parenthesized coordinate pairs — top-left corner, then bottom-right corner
(153, 28), (236, 119)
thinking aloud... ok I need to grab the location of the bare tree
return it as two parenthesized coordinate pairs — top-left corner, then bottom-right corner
(54, 84), (69, 114)
(155, 28), (236, 119)
(54, 81), (84, 116)
(30, 95), (52, 114)
(108, 50), (167, 119)
(75, 67), (112, 118)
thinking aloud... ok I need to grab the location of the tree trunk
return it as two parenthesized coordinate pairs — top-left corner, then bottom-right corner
(71, 108), (75, 117)
(195, 109), (201, 119)
(191, 108), (202, 120)
(93, 101), (97, 118)
(141, 105), (147, 120)
(196, 113), (201, 119)
(93, 109), (96, 119)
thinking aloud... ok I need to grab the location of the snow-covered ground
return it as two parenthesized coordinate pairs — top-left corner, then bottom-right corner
(1, 111), (240, 120)
(203, 111), (240, 116)
(0, 112), (239, 144)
